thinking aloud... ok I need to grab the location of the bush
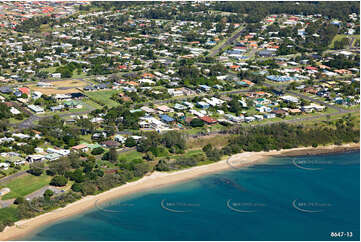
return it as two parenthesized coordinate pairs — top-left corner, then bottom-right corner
(81, 182), (97, 195)
(50, 176), (68, 187)
(144, 151), (155, 161)
(14, 197), (25, 204)
(29, 163), (44, 176)
(71, 183), (82, 192)
(155, 160), (170, 171)
(43, 189), (54, 198)
(91, 147), (104, 155)
(190, 118), (204, 127)
(125, 137), (137, 147)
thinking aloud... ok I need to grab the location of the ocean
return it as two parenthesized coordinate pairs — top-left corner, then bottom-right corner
(23, 151), (360, 241)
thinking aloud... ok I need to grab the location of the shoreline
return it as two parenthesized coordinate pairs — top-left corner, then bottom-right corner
(0, 143), (359, 241)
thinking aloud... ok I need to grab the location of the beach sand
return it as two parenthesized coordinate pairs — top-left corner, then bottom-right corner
(0, 143), (359, 241)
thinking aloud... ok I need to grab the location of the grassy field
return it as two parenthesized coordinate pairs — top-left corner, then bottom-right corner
(118, 150), (143, 161)
(37, 99), (101, 117)
(188, 134), (231, 149)
(85, 90), (119, 107)
(28, 79), (88, 95)
(329, 34), (360, 48)
(1, 174), (51, 200)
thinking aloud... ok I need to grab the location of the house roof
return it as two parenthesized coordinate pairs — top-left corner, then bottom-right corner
(200, 116), (217, 124)
(102, 140), (120, 147)
(18, 87), (30, 95)
(160, 114), (174, 122)
(71, 143), (88, 150)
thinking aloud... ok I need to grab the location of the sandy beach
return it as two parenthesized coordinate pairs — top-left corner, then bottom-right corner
(0, 143), (359, 241)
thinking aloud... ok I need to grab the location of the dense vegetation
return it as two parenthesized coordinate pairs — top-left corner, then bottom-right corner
(213, 2), (360, 23)
(0, 114), (359, 230)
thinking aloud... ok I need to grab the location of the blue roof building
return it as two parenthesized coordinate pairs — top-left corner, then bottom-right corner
(160, 114), (174, 123)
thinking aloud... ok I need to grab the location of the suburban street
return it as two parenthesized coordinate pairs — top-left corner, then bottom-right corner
(208, 25), (246, 57)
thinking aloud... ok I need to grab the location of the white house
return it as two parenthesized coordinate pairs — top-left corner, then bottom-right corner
(27, 105), (44, 113)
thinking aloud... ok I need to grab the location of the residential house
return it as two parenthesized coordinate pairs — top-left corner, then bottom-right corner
(71, 143), (89, 153)
(101, 140), (121, 148)
(200, 116), (217, 124)
(27, 104), (45, 113)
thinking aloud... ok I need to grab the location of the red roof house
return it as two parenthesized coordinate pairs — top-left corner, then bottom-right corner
(200, 116), (218, 124)
(18, 87), (30, 95)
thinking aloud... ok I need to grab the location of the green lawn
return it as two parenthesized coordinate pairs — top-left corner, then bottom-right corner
(118, 150), (143, 161)
(85, 90), (119, 107)
(1, 174), (52, 200)
(37, 99), (100, 117)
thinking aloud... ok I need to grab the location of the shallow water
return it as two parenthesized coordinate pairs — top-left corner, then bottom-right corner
(23, 151), (360, 241)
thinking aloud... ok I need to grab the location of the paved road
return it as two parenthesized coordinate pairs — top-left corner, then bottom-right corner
(208, 25), (246, 57)
(26, 185), (62, 201)
(0, 199), (15, 208)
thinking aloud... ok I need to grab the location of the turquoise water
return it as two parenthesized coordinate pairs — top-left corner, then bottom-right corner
(24, 151), (360, 241)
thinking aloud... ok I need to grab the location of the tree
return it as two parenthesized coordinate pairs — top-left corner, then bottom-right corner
(108, 148), (118, 162)
(48, 157), (71, 176)
(133, 162), (152, 177)
(162, 131), (186, 150)
(91, 147), (104, 155)
(0, 103), (11, 120)
(190, 118), (204, 127)
(67, 169), (85, 183)
(43, 189), (54, 199)
(80, 182), (97, 195)
(202, 144), (213, 153)
(14, 197), (25, 204)
(125, 137), (137, 147)
(144, 151), (155, 161)
(71, 183), (82, 192)
(155, 159), (170, 171)
(50, 176), (68, 187)
(29, 163), (44, 176)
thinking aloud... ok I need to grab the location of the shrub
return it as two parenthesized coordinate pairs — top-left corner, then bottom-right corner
(190, 118), (204, 127)
(50, 176), (68, 187)
(71, 183), (82, 192)
(125, 137), (137, 147)
(14, 197), (25, 204)
(91, 147), (105, 155)
(43, 189), (54, 198)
